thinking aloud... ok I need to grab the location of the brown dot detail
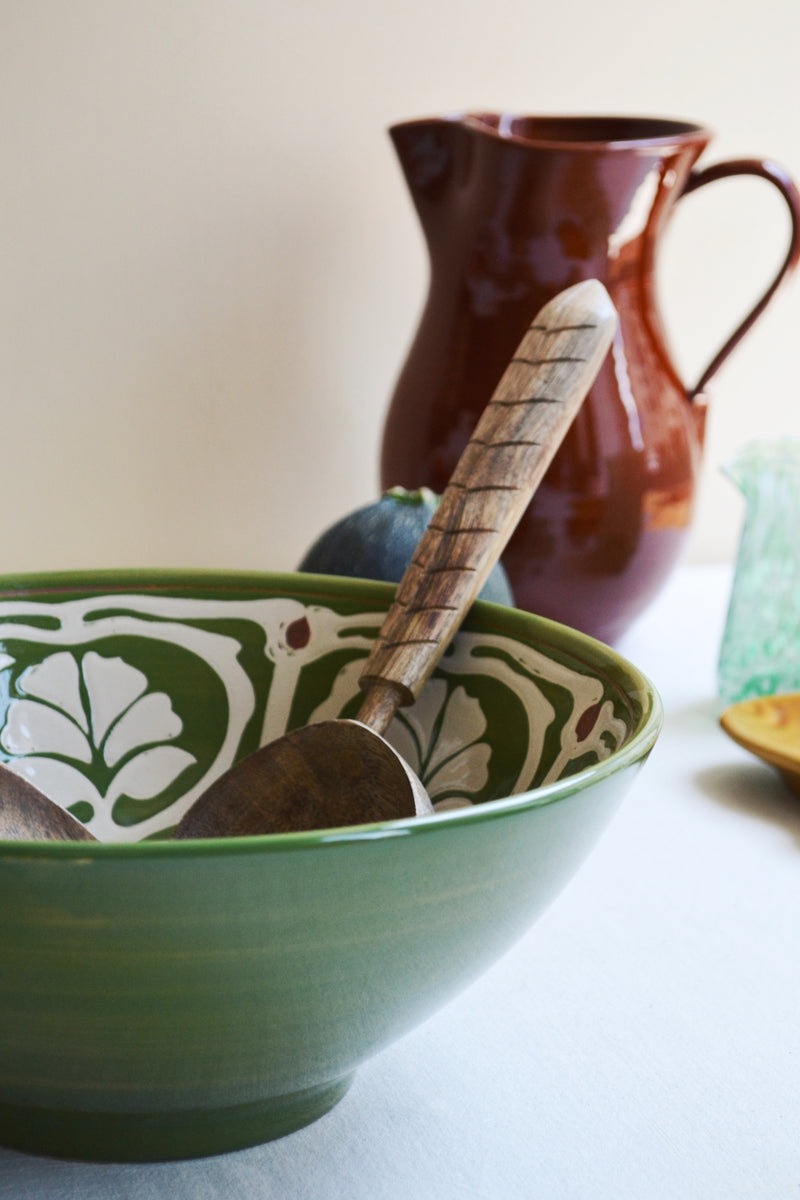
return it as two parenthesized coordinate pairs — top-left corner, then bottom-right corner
(575, 701), (602, 741)
(285, 616), (311, 649)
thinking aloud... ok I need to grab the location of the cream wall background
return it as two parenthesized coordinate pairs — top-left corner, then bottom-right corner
(1, 0), (798, 585)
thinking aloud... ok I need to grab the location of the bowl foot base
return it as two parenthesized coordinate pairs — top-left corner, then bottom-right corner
(0, 1074), (354, 1162)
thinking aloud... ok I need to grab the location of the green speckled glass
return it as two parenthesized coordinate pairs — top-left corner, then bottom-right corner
(718, 439), (800, 705)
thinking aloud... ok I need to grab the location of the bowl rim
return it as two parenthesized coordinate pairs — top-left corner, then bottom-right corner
(0, 568), (662, 859)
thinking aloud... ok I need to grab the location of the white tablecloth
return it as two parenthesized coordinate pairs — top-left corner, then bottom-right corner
(3, 563), (799, 1199)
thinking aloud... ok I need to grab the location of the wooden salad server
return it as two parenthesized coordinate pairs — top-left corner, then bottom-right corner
(174, 279), (618, 838)
(0, 280), (617, 842)
(0, 762), (98, 842)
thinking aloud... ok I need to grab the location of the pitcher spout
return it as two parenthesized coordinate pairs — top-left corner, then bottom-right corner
(388, 116), (478, 232)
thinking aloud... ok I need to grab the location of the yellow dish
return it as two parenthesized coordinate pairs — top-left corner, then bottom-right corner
(720, 694), (800, 795)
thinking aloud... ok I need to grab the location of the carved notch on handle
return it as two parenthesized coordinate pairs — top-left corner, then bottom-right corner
(357, 280), (618, 733)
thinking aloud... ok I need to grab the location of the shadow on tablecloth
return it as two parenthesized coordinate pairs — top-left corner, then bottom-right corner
(694, 760), (800, 847)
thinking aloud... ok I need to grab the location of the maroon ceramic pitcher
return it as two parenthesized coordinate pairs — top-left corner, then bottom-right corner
(380, 114), (800, 642)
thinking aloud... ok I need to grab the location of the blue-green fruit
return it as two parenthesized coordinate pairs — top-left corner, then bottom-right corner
(297, 488), (515, 606)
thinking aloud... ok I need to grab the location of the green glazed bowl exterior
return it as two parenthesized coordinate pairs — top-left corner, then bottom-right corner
(0, 571), (661, 1161)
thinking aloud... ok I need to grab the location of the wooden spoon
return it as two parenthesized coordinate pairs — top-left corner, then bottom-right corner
(0, 280), (617, 843)
(0, 763), (98, 842)
(174, 279), (618, 838)
(720, 693), (800, 796)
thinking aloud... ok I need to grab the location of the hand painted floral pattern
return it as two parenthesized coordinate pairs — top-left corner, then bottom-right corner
(0, 650), (196, 838)
(0, 587), (637, 841)
(386, 680), (491, 811)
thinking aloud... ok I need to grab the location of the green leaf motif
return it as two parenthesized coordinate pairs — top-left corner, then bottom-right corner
(0, 591), (633, 841)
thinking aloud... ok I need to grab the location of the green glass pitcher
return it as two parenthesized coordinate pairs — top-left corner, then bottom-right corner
(718, 438), (800, 704)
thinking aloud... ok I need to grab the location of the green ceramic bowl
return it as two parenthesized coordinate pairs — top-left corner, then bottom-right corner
(0, 570), (661, 1162)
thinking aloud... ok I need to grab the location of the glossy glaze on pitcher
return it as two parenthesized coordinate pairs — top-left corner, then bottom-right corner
(380, 114), (800, 642)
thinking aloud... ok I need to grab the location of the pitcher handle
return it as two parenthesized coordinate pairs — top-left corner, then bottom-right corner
(679, 158), (800, 400)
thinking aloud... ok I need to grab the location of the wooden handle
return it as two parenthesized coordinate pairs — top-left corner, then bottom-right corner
(358, 279), (618, 733)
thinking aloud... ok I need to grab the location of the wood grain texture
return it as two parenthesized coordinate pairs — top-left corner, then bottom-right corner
(358, 280), (617, 727)
(0, 764), (97, 842)
(173, 719), (427, 837)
